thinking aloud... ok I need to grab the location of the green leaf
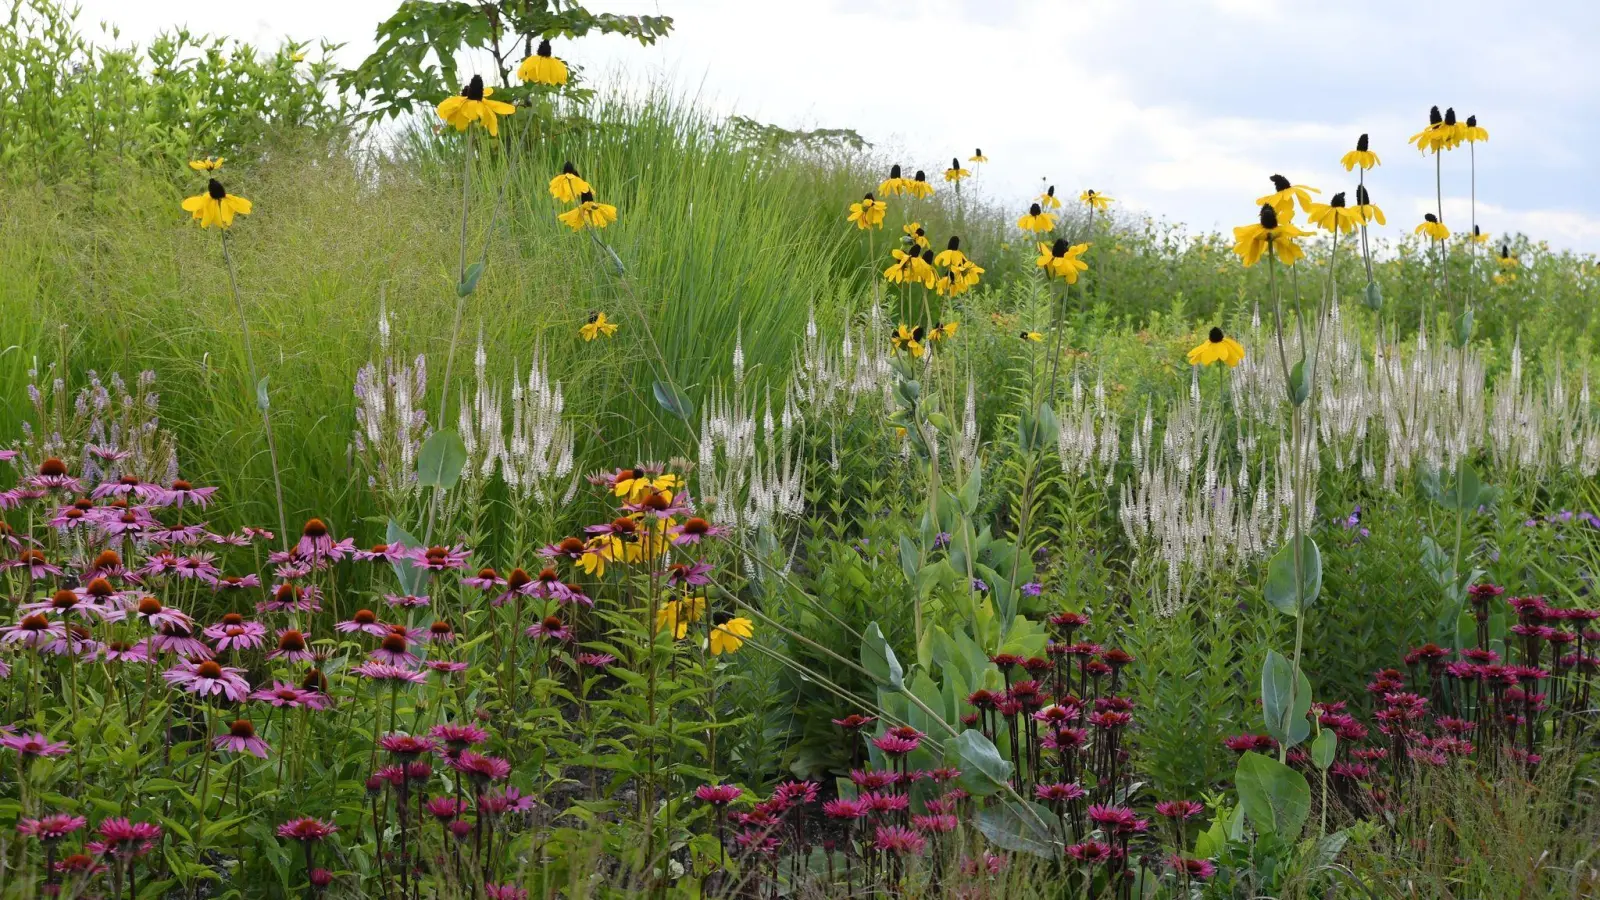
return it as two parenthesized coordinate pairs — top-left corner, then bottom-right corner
(975, 799), (1057, 857)
(1263, 536), (1322, 616)
(1363, 280), (1383, 311)
(1235, 751), (1311, 840)
(416, 428), (468, 490)
(860, 623), (903, 691)
(1454, 308), (1473, 347)
(958, 466), (982, 514)
(456, 260), (486, 297)
(255, 376), (270, 411)
(950, 729), (1012, 797)
(651, 380), (694, 421)
(898, 536), (920, 583)
(1261, 650), (1312, 749)
(1310, 729), (1337, 770)
(1288, 359), (1310, 406)
(385, 519), (426, 596)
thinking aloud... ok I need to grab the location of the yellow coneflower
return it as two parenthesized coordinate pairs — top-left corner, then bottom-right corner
(709, 615), (753, 655)
(549, 161), (591, 203)
(944, 157), (971, 182)
(188, 157), (224, 172)
(890, 323), (926, 358)
(580, 312), (618, 341)
(1468, 225), (1489, 245)
(903, 222), (931, 251)
(1460, 114), (1488, 144)
(933, 236), (966, 268)
(1415, 214), (1450, 242)
(1305, 192), (1363, 234)
(1019, 330), (1044, 343)
(1256, 174), (1320, 219)
(1439, 107), (1465, 149)
(848, 192), (888, 230)
(1231, 204), (1311, 267)
(517, 39), (569, 85)
(1035, 238), (1089, 283)
(907, 170), (935, 199)
(934, 265), (972, 298)
(937, 320), (960, 339)
(1017, 203), (1057, 233)
(1037, 185), (1062, 209)
(437, 75), (517, 136)
(884, 250), (935, 288)
(1352, 185), (1385, 225)
(557, 191), (618, 231)
(1497, 244), (1519, 268)
(958, 259), (984, 288)
(1340, 133), (1380, 171)
(1079, 189), (1113, 211)
(878, 165), (911, 197)
(1187, 327), (1246, 368)
(181, 178), (253, 229)
(969, 148), (988, 163)
(1408, 105), (1452, 154)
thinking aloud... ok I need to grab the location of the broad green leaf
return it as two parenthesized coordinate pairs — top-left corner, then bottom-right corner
(652, 380), (694, 420)
(1235, 751), (1310, 840)
(1260, 650), (1312, 748)
(950, 729), (1012, 797)
(1310, 729), (1337, 770)
(1264, 536), (1322, 616)
(255, 375), (270, 410)
(386, 519), (426, 596)
(860, 622), (903, 691)
(416, 429), (468, 490)
(975, 799), (1057, 857)
(959, 465), (982, 514)
(1363, 280), (1383, 311)
(1288, 359), (1310, 406)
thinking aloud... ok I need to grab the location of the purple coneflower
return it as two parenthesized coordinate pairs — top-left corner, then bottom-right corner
(3, 549), (63, 579)
(411, 544), (470, 571)
(576, 652), (616, 668)
(525, 615), (571, 641)
(145, 623), (213, 659)
(268, 629), (315, 663)
(1066, 840), (1114, 864)
(425, 660), (468, 675)
(662, 560), (712, 588)
(163, 660), (250, 701)
(429, 722), (489, 753)
(1, 732), (70, 758)
(426, 620), (456, 643)
(485, 884), (529, 900)
(215, 719), (270, 758)
(1155, 799), (1205, 820)
(461, 566), (505, 591)
(249, 681), (328, 710)
(1168, 855), (1216, 880)
(206, 614), (268, 652)
(95, 817), (162, 856)
(695, 783), (742, 806)
(1, 614), (66, 650)
(159, 479), (219, 509)
(276, 817), (338, 842)
(295, 518), (352, 562)
(449, 751), (511, 785)
(670, 517), (725, 546)
(91, 475), (160, 501)
(370, 632), (419, 667)
(425, 796), (463, 821)
(353, 542), (410, 563)
(379, 733), (435, 760)
(17, 813), (87, 841)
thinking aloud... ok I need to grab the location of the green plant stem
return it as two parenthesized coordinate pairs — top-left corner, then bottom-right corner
(220, 232), (289, 549)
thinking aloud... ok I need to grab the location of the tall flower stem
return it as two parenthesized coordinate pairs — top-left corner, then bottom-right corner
(220, 231), (289, 548)
(438, 126), (475, 431)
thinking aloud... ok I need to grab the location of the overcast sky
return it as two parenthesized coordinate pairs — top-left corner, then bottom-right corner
(76, 0), (1600, 253)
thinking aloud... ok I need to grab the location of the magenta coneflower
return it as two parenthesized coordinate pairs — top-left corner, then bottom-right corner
(173, 553), (221, 582)
(1067, 840), (1114, 864)
(485, 883), (529, 900)
(102, 639), (150, 664)
(215, 719), (270, 758)
(861, 791), (911, 815)
(353, 542), (410, 563)
(822, 798), (867, 820)
(259, 583), (321, 614)
(130, 595), (192, 630)
(3, 549), (63, 579)
(95, 817), (162, 856)
(425, 796), (463, 821)
(911, 813), (959, 834)
(429, 722), (489, 753)
(479, 785), (537, 815)
(268, 629), (315, 663)
(211, 574), (262, 594)
(1168, 855), (1216, 880)
(670, 517), (725, 546)
(411, 544), (471, 572)
(158, 479), (218, 508)
(461, 566), (505, 591)
(626, 488), (693, 520)
(872, 825), (926, 855)
(833, 714), (876, 729)
(295, 519), (352, 562)
(525, 615), (571, 641)
(1223, 734), (1277, 754)
(249, 681), (328, 710)
(695, 783), (743, 806)
(383, 593), (430, 609)
(448, 750), (511, 784)
(1, 613), (66, 649)
(163, 660), (250, 701)
(662, 560), (712, 588)
(19, 588), (97, 620)
(576, 652), (616, 668)
(17, 813), (87, 841)
(146, 523), (210, 545)
(91, 475), (160, 502)
(1, 732), (70, 758)
(1155, 799), (1205, 820)
(379, 733), (436, 760)
(206, 614), (268, 652)
(29, 458), (81, 492)
(1035, 782), (1087, 803)
(43, 623), (102, 658)
(539, 536), (588, 560)
(370, 632), (419, 667)
(425, 660), (468, 675)
(422, 620), (456, 644)
(277, 817), (338, 842)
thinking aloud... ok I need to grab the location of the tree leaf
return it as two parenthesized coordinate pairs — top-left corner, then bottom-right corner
(860, 622), (903, 692)
(975, 799), (1057, 857)
(1263, 535), (1322, 616)
(1235, 751), (1310, 840)
(1260, 649), (1312, 748)
(651, 380), (694, 421)
(416, 429), (468, 490)
(950, 729), (1012, 797)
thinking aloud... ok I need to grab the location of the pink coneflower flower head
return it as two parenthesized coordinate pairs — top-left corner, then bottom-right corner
(833, 714), (877, 729)
(861, 791), (911, 815)
(525, 615), (571, 641)
(484, 884), (529, 900)
(873, 825), (926, 855)
(662, 560), (712, 588)
(18, 814), (87, 842)
(1087, 804), (1139, 832)
(250, 680), (326, 709)
(695, 783), (743, 806)
(772, 780), (820, 806)
(850, 769), (898, 790)
(429, 723), (490, 753)
(211, 574), (262, 593)
(479, 786), (537, 815)
(95, 817), (163, 855)
(91, 474), (160, 501)
(336, 608), (389, 636)
(160, 478), (219, 509)
(449, 751), (511, 785)
(1155, 799), (1205, 820)
(425, 796), (464, 821)
(1, 613), (65, 649)
(268, 628), (314, 663)
(1223, 734), (1277, 754)
(426, 660), (468, 675)
(822, 797), (867, 819)
(1035, 782), (1087, 803)
(1168, 855), (1216, 880)
(461, 565), (504, 590)
(30, 458), (80, 492)
(162, 660), (250, 701)
(670, 516), (725, 546)
(872, 734), (920, 756)
(379, 733), (435, 761)
(215, 719), (270, 758)
(371, 631), (419, 667)
(296, 518), (348, 562)
(132, 595), (191, 629)
(412, 544), (470, 571)
(1067, 840), (1114, 864)
(276, 818), (338, 842)
(576, 652), (616, 668)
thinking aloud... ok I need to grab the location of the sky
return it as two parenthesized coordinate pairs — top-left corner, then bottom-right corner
(74, 0), (1600, 253)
